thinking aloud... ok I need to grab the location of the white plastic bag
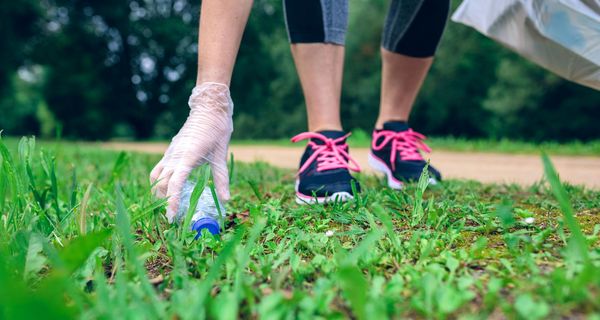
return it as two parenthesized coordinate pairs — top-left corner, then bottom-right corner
(452, 0), (600, 90)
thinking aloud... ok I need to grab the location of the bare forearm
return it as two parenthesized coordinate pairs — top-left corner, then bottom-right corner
(196, 0), (254, 85)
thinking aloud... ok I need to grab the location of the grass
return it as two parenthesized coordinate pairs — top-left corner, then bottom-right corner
(5, 134), (600, 156)
(0, 135), (599, 319)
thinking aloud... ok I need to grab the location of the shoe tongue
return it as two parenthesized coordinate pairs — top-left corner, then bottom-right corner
(312, 130), (346, 145)
(382, 121), (409, 132)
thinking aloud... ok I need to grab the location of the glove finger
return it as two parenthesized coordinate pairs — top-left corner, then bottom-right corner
(211, 160), (231, 203)
(150, 141), (176, 195)
(154, 168), (174, 198)
(166, 168), (192, 223)
(150, 159), (165, 186)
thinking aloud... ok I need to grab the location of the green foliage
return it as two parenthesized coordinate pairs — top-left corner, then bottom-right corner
(514, 294), (550, 320)
(0, 0), (41, 98)
(1, 137), (600, 318)
(1, 0), (600, 141)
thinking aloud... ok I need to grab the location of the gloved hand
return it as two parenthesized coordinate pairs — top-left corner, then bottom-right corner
(150, 82), (233, 223)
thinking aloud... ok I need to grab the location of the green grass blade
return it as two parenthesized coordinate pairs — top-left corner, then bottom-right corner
(208, 181), (224, 230)
(57, 229), (111, 275)
(194, 227), (245, 314)
(181, 164), (210, 237)
(372, 204), (402, 254)
(109, 152), (130, 185)
(541, 153), (589, 263)
(341, 230), (382, 268)
(337, 265), (368, 320)
(114, 183), (165, 318)
(411, 162), (430, 226)
(0, 136), (21, 215)
(228, 152), (235, 184)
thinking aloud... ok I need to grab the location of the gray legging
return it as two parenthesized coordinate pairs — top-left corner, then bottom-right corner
(283, 0), (450, 57)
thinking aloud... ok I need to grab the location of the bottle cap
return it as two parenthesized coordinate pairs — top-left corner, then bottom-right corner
(192, 217), (221, 238)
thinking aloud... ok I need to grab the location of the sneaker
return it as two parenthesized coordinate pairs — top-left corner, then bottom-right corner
(368, 121), (441, 189)
(291, 131), (361, 204)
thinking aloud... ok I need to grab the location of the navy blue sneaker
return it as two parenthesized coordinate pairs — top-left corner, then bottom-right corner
(368, 121), (441, 189)
(291, 131), (361, 204)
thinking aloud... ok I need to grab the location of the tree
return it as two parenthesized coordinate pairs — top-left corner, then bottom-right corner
(32, 0), (200, 139)
(0, 0), (42, 135)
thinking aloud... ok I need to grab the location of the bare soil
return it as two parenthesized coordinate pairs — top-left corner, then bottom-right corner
(102, 142), (600, 189)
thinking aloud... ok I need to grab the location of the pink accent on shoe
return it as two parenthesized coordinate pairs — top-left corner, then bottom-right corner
(371, 129), (431, 170)
(291, 132), (361, 174)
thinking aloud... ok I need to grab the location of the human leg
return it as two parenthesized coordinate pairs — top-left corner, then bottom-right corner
(284, 0), (347, 132)
(290, 44), (345, 132)
(370, 0), (450, 187)
(376, 0), (449, 128)
(284, 0), (361, 203)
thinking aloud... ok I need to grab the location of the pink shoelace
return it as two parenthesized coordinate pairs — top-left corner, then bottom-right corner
(371, 129), (431, 170)
(291, 132), (361, 174)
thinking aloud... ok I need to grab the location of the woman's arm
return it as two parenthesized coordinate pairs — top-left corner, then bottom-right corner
(150, 0), (253, 222)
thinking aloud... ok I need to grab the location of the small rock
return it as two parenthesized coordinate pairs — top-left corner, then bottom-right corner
(524, 217), (535, 224)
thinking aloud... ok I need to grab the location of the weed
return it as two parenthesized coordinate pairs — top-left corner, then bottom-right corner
(0, 136), (599, 318)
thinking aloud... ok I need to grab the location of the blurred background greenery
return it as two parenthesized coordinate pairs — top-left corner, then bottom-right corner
(1, 0), (599, 142)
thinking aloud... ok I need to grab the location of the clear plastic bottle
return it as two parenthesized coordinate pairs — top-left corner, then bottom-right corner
(177, 180), (226, 237)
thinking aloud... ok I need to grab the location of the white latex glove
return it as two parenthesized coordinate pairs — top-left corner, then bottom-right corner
(150, 82), (233, 223)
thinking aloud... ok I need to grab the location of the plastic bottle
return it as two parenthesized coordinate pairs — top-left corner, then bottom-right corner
(177, 180), (225, 237)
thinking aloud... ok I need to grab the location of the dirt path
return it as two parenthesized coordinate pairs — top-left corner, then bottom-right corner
(102, 142), (600, 189)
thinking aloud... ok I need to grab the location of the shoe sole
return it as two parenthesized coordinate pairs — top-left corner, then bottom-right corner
(294, 180), (354, 205)
(368, 152), (438, 189)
